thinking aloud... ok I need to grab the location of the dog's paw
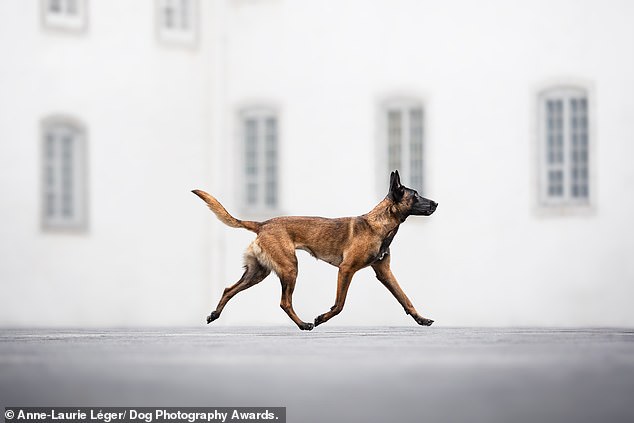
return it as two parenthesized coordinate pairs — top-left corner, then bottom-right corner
(415, 316), (434, 326)
(206, 311), (220, 324)
(299, 322), (314, 331)
(314, 314), (327, 327)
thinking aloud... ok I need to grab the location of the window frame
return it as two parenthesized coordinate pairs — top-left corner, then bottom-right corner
(41, 0), (88, 33)
(237, 107), (281, 216)
(535, 82), (596, 215)
(156, 0), (199, 47)
(377, 97), (426, 197)
(40, 116), (89, 232)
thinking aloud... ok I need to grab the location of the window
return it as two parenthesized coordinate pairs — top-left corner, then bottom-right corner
(241, 109), (279, 211)
(157, 0), (198, 45)
(41, 118), (88, 231)
(381, 99), (425, 193)
(41, 0), (87, 32)
(538, 87), (591, 207)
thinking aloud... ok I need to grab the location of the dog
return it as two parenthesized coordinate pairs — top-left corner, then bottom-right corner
(192, 170), (437, 330)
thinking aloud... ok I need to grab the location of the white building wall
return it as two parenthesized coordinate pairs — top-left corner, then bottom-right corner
(215, 0), (634, 326)
(1, 0), (633, 327)
(0, 0), (216, 326)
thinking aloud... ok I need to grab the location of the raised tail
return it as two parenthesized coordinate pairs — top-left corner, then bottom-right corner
(191, 190), (261, 233)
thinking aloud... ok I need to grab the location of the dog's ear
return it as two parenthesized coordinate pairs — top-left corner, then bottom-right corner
(388, 170), (404, 202)
(392, 170), (401, 186)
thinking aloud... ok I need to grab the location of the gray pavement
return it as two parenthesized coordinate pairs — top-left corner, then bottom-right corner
(1, 327), (633, 423)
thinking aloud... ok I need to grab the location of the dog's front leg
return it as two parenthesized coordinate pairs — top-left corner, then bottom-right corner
(314, 265), (357, 327)
(371, 253), (434, 326)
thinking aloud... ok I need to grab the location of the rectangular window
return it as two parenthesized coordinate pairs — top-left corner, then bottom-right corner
(384, 100), (425, 194)
(42, 120), (87, 230)
(157, 0), (198, 46)
(41, 0), (87, 32)
(539, 88), (590, 207)
(241, 110), (279, 211)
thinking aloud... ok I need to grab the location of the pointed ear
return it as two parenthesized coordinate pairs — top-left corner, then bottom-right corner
(393, 170), (401, 186)
(388, 170), (404, 202)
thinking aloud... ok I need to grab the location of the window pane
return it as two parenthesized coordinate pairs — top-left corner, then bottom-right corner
(46, 192), (56, 217)
(66, 0), (78, 15)
(246, 183), (257, 205)
(160, 0), (194, 33)
(546, 99), (564, 198)
(163, 4), (174, 29)
(264, 118), (277, 207)
(570, 96), (589, 199)
(45, 132), (57, 217)
(547, 170), (563, 197)
(61, 135), (74, 217)
(387, 110), (402, 172)
(180, 0), (189, 30)
(245, 119), (258, 176)
(46, 163), (56, 191)
(46, 134), (55, 159)
(409, 108), (423, 193)
(244, 118), (258, 206)
(49, 0), (61, 13)
(555, 100), (563, 163)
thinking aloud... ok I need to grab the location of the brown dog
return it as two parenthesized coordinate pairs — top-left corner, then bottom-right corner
(192, 170), (437, 330)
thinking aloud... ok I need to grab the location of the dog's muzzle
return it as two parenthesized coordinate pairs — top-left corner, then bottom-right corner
(423, 201), (438, 216)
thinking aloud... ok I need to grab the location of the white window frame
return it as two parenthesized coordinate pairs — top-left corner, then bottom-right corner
(378, 98), (425, 195)
(536, 85), (594, 212)
(156, 0), (198, 46)
(41, 116), (88, 232)
(41, 0), (88, 33)
(238, 108), (280, 215)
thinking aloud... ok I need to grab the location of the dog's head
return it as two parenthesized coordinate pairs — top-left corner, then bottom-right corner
(387, 170), (437, 218)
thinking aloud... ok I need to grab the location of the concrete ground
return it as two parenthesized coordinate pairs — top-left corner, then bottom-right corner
(1, 327), (633, 423)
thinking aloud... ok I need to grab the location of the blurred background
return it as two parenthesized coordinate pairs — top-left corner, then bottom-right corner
(1, 0), (633, 327)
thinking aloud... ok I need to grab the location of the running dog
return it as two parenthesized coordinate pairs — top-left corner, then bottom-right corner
(192, 170), (437, 330)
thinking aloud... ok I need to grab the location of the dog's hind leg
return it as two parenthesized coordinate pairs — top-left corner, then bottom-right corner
(278, 257), (315, 331)
(279, 269), (314, 331)
(371, 252), (433, 326)
(255, 235), (313, 331)
(206, 254), (270, 324)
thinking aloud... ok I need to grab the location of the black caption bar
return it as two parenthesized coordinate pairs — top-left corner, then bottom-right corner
(3, 408), (285, 423)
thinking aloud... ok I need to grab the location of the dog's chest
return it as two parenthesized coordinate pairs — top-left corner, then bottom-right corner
(372, 227), (399, 263)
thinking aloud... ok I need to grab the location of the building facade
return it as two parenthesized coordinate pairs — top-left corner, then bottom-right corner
(1, 0), (633, 326)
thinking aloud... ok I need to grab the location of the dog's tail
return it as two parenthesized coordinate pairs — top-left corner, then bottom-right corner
(191, 190), (261, 233)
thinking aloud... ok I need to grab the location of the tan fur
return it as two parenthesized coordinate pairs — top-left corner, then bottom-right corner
(191, 190), (260, 232)
(193, 174), (436, 331)
(246, 240), (281, 275)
